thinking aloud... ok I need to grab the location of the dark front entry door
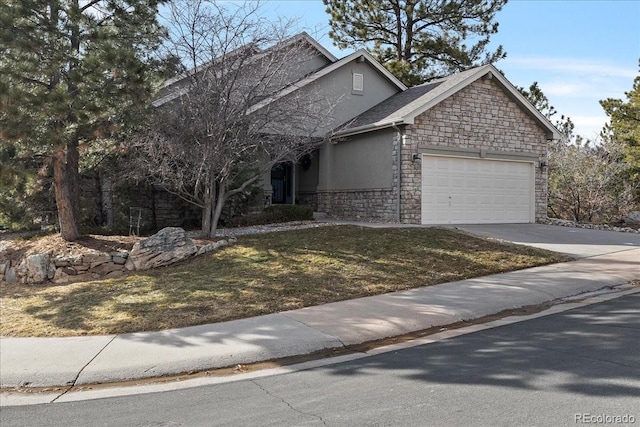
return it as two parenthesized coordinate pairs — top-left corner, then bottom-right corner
(271, 162), (293, 204)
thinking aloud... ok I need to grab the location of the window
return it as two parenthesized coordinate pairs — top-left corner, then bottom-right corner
(352, 73), (364, 92)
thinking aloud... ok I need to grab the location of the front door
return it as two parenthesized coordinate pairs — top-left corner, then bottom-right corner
(271, 162), (293, 204)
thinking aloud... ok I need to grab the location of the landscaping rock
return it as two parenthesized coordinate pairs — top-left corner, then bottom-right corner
(53, 268), (70, 284)
(87, 254), (111, 269)
(125, 227), (197, 271)
(92, 262), (125, 276)
(18, 253), (54, 284)
(196, 239), (229, 256)
(111, 255), (127, 265)
(110, 251), (128, 265)
(53, 256), (71, 267)
(625, 211), (640, 223)
(544, 217), (640, 233)
(5, 266), (17, 284)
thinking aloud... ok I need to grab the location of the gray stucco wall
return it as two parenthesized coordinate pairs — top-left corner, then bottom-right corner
(320, 128), (394, 190)
(297, 154), (320, 192)
(155, 43), (332, 105)
(309, 60), (401, 135)
(316, 128), (400, 220)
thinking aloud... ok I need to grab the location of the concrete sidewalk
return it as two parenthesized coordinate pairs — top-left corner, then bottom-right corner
(1, 246), (638, 389)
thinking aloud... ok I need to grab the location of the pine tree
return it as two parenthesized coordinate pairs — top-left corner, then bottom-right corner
(323, 0), (507, 86)
(0, 0), (166, 240)
(600, 60), (640, 184)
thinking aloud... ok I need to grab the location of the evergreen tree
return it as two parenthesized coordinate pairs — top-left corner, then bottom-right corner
(323, 0), (507, 86)
(0, 0), (166, 240)
(600, 60), (640, 184)
(518, 81), (574, 142)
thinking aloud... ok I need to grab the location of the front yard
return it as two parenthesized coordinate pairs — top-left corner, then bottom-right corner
(0, 225), (569, 337)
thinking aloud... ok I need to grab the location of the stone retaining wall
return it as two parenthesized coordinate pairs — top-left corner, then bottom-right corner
(1, 228), (235, 286)
(0, 250), (130, 285)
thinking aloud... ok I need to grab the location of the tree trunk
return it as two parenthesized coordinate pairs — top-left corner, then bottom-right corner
(53, 143), (81, 241)
(201, 181), (216, 238)
(210, 181), (226, 238)
(100, 171), (115, 229)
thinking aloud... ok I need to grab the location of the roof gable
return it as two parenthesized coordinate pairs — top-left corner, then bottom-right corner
(154, 32), (337, 108)
(248, 49), (407, 114)
(335, 64), (561, 140)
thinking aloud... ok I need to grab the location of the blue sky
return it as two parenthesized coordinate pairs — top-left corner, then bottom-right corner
(259, 0), (640, 140)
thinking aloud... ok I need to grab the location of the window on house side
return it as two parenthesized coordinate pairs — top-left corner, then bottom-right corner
(353, 73), (364, 92)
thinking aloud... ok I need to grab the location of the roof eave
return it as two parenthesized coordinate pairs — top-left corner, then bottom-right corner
(296, 31), (338, 63)
(399, 64), (561, 141)
(487, 67), (562, 140)
(332, 119), (406, 138)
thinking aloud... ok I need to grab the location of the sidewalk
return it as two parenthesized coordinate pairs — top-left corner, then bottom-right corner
(1, 247), (638, 389)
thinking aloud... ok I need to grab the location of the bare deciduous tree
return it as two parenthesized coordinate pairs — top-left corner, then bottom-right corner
(131, 0), (336, 237)
(548, 136), (638, 223)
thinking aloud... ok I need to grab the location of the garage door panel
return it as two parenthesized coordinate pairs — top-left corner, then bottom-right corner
(421, 155), (534, 225)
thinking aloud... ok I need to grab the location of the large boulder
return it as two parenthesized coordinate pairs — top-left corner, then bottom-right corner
(17, 253), (55, 284)
(125, 227), (197, 271)
(625, 211), (640, 223)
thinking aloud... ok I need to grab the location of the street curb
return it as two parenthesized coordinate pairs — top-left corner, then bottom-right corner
(2, 285), (638, 407)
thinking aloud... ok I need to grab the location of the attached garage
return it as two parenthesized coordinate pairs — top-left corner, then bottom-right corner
(325, 64), (562, 224)
(421, 155), (535, 225)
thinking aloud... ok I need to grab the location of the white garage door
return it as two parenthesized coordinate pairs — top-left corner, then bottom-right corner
(421, 155), (534, 225)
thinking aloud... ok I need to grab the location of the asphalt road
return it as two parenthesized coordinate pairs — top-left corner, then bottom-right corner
(3, 293), (639, 427)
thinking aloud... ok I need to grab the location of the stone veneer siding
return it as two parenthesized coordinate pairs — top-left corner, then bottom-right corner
(315, 132), (401, 220)
(400, 78), (548, 223)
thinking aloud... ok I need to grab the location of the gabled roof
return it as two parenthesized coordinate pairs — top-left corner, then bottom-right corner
(153, 32), (338, 108)
(293, 32), (338, 63)
(334, 64), (561, 140)
(248, 49), (407, 114)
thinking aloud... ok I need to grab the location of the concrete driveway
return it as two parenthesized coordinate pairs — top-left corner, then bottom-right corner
(449, 223), (640, 258)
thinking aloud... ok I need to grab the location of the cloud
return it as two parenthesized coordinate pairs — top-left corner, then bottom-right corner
(540, 78), (627, 100)
(570, 115), (609, 140)
(543, 82), (584, 97)
(506, 57), (637, 79)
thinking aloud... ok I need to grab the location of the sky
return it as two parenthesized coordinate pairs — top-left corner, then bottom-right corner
(256, 0), (640, 140)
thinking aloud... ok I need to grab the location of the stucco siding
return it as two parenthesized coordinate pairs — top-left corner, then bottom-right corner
(316, 129), (400, 219)
(297, 154), (320, 192)
(400, 78), (548, 223)
(327, 129), (394, 190)
(302, 60), (401, 135)
(155, 43), (332, 106)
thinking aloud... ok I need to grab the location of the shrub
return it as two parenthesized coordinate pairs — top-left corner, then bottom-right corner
(226, 204), (313, 227)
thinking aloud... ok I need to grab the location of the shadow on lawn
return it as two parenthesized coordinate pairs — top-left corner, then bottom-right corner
(12, 227), (566, 336)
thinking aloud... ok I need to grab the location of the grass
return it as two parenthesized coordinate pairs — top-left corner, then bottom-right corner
(0, 226), (570, 337)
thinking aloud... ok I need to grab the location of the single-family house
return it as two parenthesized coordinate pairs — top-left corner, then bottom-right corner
(158, 32), (561, 225)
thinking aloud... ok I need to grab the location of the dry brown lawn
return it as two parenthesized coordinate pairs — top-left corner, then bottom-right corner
(0, 226), (570, 337)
